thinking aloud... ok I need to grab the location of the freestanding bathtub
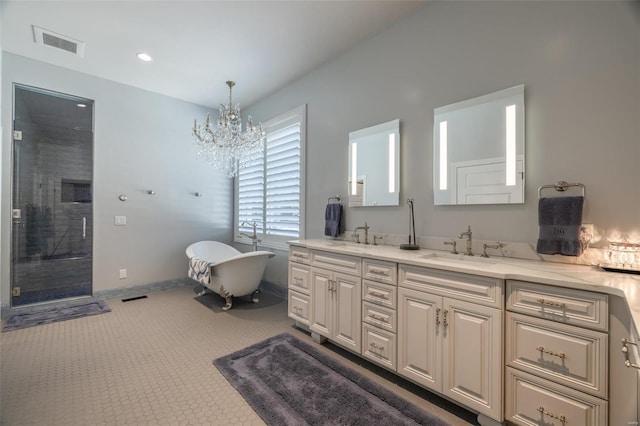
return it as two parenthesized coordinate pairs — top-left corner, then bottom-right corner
(186, 241), (274, 311)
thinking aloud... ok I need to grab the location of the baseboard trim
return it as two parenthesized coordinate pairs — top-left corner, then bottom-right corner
(1, 278), (285, 319)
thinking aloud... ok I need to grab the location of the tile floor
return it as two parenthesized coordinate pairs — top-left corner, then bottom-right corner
(1, 286), (477, 425)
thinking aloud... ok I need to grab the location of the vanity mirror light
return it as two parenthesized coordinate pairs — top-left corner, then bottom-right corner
(348, 119), (400, 207)
(433, 85), (525, 205)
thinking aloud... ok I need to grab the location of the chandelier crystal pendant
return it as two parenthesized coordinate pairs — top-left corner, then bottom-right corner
(192, 81), (266, 178)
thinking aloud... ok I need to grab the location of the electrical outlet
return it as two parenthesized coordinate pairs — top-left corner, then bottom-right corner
(114, 216), (127, 226)
(119, 269), (127, 279)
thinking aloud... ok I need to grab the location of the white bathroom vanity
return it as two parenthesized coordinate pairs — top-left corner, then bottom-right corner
(287, 239), (640, 426)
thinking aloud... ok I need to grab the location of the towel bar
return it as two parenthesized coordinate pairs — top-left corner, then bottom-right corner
(538, 181), (585, 199)
(328, 195), (341, 203)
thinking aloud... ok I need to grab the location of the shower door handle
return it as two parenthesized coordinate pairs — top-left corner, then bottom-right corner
(82, 217), (86, 240)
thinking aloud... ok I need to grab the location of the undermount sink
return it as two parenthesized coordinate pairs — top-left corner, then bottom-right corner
(322, 241), (364, 251)
(419, 252), (497, 265)
(325, 241), (348, 246)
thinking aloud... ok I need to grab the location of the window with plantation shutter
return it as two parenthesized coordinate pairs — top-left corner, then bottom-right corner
(235, 105), (306, 250)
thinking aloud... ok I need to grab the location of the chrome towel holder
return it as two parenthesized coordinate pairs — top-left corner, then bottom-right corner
(538, 181), (586, 199)
(328, 195), (341, 204)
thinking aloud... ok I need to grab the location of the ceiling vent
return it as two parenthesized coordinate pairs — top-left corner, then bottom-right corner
(33, 25), (85, 57)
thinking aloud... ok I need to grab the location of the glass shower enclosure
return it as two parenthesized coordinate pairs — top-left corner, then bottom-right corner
(11, 85), (94, 306)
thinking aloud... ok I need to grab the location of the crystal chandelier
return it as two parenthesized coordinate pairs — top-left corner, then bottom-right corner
(192, 81), (266, 178)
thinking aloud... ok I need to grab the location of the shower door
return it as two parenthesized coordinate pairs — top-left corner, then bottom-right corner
(11, 85), (94, 306)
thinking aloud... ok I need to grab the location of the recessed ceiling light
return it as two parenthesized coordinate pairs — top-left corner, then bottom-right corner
(77, 103), (87, 108)
(136, 52), (152, 62)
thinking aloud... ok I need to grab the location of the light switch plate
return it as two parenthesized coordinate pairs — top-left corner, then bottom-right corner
(114, 215), (127, 226)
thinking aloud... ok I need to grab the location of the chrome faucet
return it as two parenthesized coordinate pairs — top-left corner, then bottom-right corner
(481, 242), (504, 258)
(353, 222), (370, 244)
(458, 225), (473, 256)
(238, 221), (261, 251)
(443, 239), (458, 254)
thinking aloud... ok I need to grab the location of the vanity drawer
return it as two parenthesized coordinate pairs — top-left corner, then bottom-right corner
(362, 301), (396, 333)
(362, 259), (397, 285)
(311, 250), (361, 276)
(507, 280), (608, 332)
(289, 246), (310, 265)
(506, 312), (608, 399)
(288, 290), (310, 325)
(362, 323), (396, 371)
(399, 264), (503, 308)
(505, 367), (607, 426)
(363, 280), (397, 310)
(288, 262), (311, 295)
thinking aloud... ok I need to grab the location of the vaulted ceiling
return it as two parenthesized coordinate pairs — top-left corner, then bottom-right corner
(1, 1), (427, 108)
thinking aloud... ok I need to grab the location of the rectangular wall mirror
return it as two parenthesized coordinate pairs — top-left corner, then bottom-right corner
(433, 85), (525, 205)
(348, 119), (400, 207)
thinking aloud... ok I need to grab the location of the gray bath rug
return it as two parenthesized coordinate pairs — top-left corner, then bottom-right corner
(213, 332), (450, 426)
(2, 300), (111, 332)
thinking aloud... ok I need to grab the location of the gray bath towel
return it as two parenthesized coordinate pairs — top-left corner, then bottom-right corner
(536, 196), (584, 256)
(324, 203), (343, 238)
(188, 257), (211, 284)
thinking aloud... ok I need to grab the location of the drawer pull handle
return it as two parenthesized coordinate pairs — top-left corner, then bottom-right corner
(293, 277), (303, 284)
(370, 342), (385, 351)
(537, 406), (567, 424)
(370, 313), (388, 323)
(435, 307), (441, 326)
(370, 268), (388, 276)
(536, 298), (566, 309)
(443, 309), (449, 327)
(369, 291), (388, 300)
(621, 338), (640, 370)
(292, 253), (307, 258)
(536, 346), (567, 360)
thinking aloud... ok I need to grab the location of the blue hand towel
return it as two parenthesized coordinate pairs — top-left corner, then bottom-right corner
(536, 196), (584, 256)
(324, 203), (343, 238)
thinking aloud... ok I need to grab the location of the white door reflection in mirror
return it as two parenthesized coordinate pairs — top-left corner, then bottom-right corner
(433, 85), (525, 205)
(348, 119), (400, 207)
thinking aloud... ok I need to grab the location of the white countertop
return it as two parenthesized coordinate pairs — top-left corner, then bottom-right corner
(289, 238), (640, 341)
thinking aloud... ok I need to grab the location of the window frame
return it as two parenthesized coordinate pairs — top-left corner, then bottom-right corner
(234, 104), (306, 251)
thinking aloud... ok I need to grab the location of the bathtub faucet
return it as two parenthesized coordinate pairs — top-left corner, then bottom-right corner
(239, 221), (262, 251)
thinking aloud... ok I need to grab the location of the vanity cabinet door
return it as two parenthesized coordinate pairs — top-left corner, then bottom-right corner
(398, 287), (442, 392)
(310, 269), (332, 338)
(333, 272), (361, 353)
(309, 267), (361, 353)
(442, 298), (503, 420)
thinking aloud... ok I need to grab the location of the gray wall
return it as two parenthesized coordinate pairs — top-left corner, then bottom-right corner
(1, 2), (638, 304)
(246, 1), (640, 270)
(1, 53), (233, 307)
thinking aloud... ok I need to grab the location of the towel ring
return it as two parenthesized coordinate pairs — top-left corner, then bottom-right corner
(538, 181), (586, 199)
(328, 195), (341, 203)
